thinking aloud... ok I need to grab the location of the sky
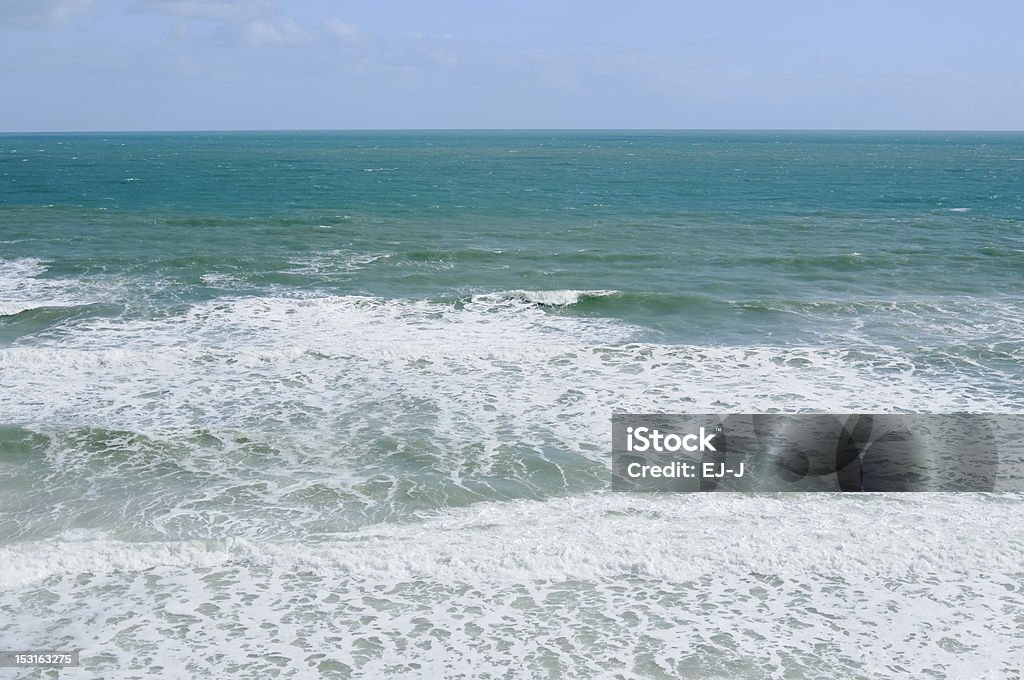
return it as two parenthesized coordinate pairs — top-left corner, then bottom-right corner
(0, 0), (1022, 131)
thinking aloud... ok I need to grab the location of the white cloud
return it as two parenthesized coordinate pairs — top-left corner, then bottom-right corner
(131, 1), (312, 49)
(243, 17), (308, 48)
(0, 0), (94, 29)
(324, 16), (363, 43)
(129, 0), (272, 22)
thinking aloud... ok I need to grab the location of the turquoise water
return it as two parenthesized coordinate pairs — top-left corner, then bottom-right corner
(1, 132), (1023, 678)
(4, 131), (1023, 347)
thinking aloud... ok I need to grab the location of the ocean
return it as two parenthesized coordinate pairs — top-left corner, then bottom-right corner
(1, 131), (1022, 678)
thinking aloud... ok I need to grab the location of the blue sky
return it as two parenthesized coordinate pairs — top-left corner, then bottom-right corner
(1, 0), (1021, 131)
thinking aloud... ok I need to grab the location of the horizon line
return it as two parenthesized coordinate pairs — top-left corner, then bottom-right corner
(2, 127), (1023, 135)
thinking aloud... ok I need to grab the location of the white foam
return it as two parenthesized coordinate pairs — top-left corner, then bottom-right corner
(2, 293), (1019, 447)
(285, 250), (392, 276)
(1, 291), (1019, 548)
(0, 257), (128, 317)
(3, 493), (1021, 588)
(473, 289), (618, 306)
(198, 272), (244, 287)
(2, 288), (1023, 676)
(1, 494), (1021, 677)
(0, 256), (48, 279)
(0, 257), (59, 315)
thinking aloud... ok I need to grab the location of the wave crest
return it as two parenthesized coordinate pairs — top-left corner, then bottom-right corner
(471, 289), (619, 307)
